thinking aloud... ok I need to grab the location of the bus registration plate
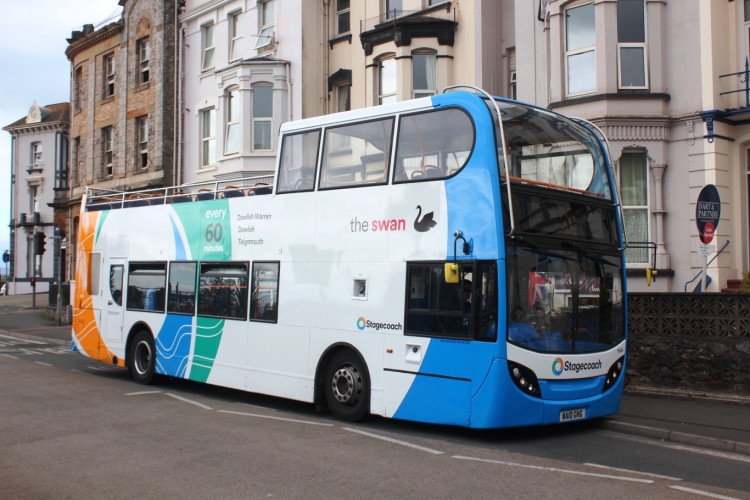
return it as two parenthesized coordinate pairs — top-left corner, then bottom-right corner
(559, 408), (586, 422)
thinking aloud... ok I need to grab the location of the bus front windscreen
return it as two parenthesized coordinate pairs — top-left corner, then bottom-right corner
(490, 99), (612, 200)
(506, 243), (624, 353)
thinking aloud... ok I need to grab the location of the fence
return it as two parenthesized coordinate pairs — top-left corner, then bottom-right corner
(627, 293), (750, 393)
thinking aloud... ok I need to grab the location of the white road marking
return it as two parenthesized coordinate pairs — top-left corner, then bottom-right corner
(584, 462), (682, 481)
(0, 334), (45, 344)
(610, 431), (750, 464)
(165, 392), (213, 410)
(219, 410), (334, 427)
(235, 402), (277, 412)
(87, 365), (121, 372)
(33, 361), (52, 367)
(669, 485), (742, 500)
(452, 455), (653, 483)
(343, 427), (444, 455)
(125, 390), (163, 396)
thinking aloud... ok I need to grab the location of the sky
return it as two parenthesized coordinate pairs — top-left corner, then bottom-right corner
(0, 1), (122, 256)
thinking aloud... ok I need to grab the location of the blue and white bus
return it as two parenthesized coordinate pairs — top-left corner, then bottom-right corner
(72, 88), (626, 428)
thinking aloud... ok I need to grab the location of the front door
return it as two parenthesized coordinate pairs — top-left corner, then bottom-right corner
(101, 258), (126, 344)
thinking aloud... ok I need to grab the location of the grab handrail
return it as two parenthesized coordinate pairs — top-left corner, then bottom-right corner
(683, 239), (731, 292)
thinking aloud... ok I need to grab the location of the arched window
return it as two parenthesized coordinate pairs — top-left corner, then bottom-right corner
(620, 151), (649, 264)
(252, 84), (273, 151)
(224, 87), (240, 155)
(376, 54), (397, 104)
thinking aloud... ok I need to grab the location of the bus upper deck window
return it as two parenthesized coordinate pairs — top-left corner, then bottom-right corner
(277, 130), (321, 193)
(319, 117), (394, 189)
(395, 108), (474, 182)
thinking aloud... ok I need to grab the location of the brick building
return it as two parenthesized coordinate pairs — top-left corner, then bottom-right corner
(63, 0), (180, 282)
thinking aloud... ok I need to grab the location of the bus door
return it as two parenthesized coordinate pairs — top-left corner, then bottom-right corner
(100, 258), (126, 344)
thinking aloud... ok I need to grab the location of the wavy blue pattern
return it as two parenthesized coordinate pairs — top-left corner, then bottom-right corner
(155, 314), (194, 378)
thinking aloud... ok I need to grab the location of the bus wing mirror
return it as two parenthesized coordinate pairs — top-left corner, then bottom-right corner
(445, 263), (460, 283)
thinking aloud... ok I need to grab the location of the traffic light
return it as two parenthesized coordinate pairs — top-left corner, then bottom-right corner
(30, 277), (35, 288)
(34, 232), (46, 255)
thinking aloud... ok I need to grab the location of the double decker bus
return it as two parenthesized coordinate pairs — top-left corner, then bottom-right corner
(72, 88), (626, 428)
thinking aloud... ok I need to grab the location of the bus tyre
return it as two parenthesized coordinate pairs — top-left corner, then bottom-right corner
(128, 331), (156, 385)
(324, 350), (370, 422)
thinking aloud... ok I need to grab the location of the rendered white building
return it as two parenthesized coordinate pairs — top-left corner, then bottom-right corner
(3, 102), (69, 295)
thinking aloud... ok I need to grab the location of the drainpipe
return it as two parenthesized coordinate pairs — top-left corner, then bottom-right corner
(286, 60), (293, 124)
(323, 0), (329, 115)
(174, 1), (184, 186)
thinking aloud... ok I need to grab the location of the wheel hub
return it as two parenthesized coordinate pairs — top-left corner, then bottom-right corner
(331, 364), (361, 405)
(134, 340), (152, 376)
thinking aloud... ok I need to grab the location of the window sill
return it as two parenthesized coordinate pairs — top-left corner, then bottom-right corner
(549, 92), (671, 110)
(135, 82), (150, 93)
(100, 95), (115, 104)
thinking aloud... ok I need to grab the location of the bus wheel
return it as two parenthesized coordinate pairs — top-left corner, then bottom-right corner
(324, 350), (370, 422)
(128, 331), (156, 385)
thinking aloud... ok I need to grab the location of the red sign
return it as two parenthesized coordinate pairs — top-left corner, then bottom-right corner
(696, 185), (721, 244)
(701, 222), (715, 244)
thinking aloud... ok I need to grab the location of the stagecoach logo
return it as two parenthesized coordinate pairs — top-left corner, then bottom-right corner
(552, 357), (603, 376)
(356, 317), (403, 332)
(552, 358), (564, 376)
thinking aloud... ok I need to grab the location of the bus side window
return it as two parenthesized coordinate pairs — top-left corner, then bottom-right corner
(250, 262), (279, 323)
(127, 262), (167, 313)
(395, 108), (474, 183)
(277, 130), (321, 193)
(198, 262), (249, 320)
(109, 265), (123, 306)
(88, 252), (101, 296)
(168, 262), (197, 315)
(405, 262), (472, 339)
(319, 118), (394, 189)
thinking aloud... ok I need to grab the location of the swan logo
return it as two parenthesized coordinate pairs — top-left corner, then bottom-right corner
(552, 357), (564, 376)
(356, 317), (366, 330)
(414, 205), (438, 232)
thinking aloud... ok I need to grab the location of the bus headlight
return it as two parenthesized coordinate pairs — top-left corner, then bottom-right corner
(602, 356), (625, 393)
(508, 361), (541, 398)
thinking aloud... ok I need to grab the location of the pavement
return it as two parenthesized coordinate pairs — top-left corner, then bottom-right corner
(1, 292), (748, 456)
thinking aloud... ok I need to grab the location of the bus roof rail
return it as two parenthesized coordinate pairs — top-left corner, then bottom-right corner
(83, 174), (274, 211)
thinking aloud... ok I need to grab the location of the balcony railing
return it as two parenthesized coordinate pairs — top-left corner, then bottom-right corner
(719, 57), (750, 109)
